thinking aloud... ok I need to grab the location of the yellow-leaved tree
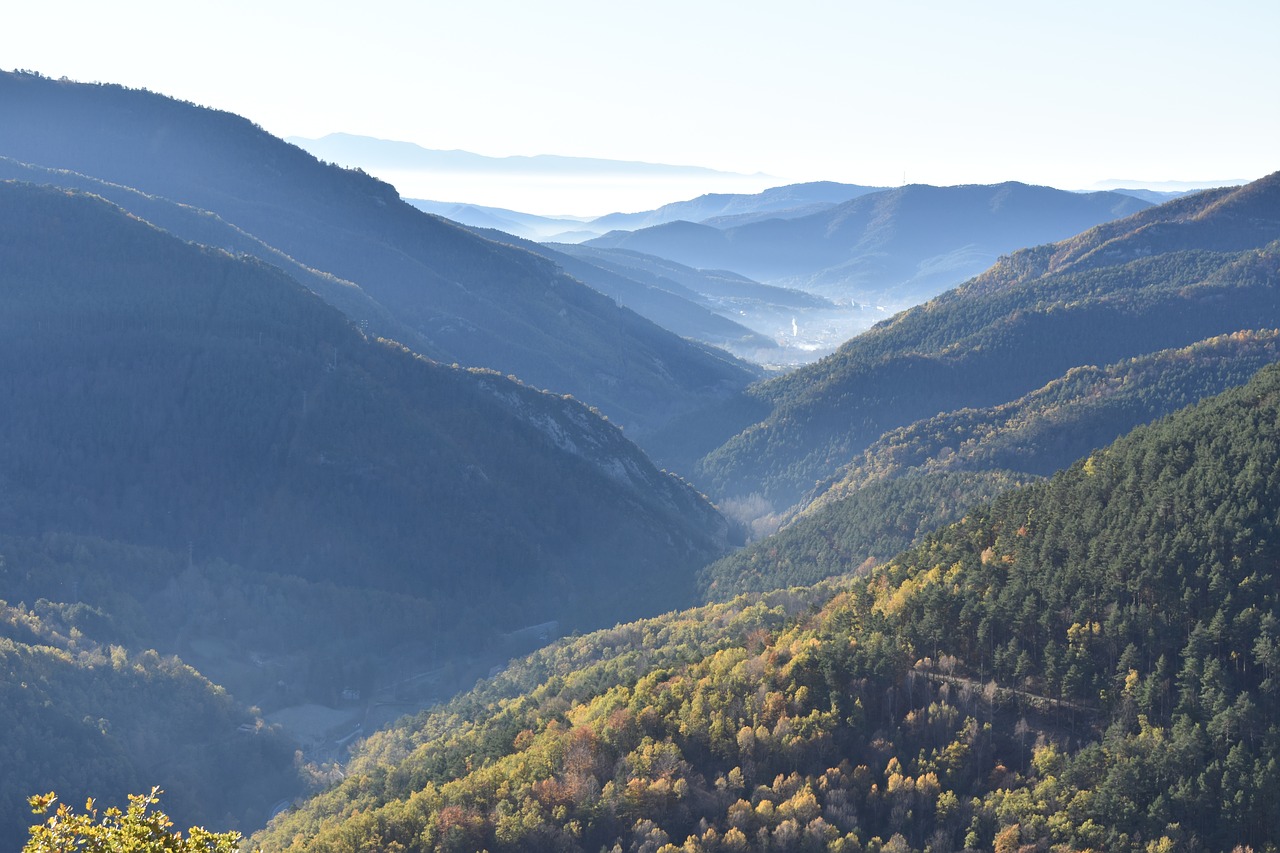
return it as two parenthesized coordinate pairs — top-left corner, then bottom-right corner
(25, 788), (245, 852)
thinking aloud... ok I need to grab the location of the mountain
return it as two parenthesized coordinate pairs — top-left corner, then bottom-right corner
(0, 71), (756, 442)
(586, 181), (884, 232)
(254, 362), (1280, 852)
(584, 182), (1152, 306)
(0, 181), (738, 840)
(0, 178), (728, 634)
(700, 331), (1280, 600)
(695, 172), (1280, 508)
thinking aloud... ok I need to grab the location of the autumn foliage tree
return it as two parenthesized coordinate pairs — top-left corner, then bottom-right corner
(25, 789), (244, 853)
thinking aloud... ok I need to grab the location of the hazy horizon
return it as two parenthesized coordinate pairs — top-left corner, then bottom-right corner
(5, 1), (1275, 216)
(289, 130), (1251, 218)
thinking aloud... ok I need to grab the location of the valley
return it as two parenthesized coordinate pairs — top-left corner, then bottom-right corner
(2, 65), (1278, 853)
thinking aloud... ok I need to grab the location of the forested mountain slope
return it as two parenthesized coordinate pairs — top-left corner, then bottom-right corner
(700, 470), (1034, 602)
(584, 182), (1150, 304)
(0, 594), (295, 844)
(697, 172), (1280, 507)
(0, 71), (754, 439)
(700, 330), (1280, 600)
(0, 180), (727, 640)
(0, 179), (742, 844)
(813, 330), (1280, 498)
(0, 155), (421, 350)
(255, 361), (1280, 852)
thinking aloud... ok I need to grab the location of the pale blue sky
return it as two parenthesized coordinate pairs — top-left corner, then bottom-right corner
(5, 1), (1277, 213)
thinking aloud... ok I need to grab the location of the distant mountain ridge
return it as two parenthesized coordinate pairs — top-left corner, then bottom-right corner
(585, 181), (885, 232)
(406, 198), (591, 241)
(405, 181), (887, 244)
(289, 132), (762, 178)
(1095, 177), (1250, 191)
(585, 181), (1152, 306)
(1105, 187), (1203, 205)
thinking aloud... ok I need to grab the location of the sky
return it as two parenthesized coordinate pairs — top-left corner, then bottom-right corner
(5, 1), (1278, 214)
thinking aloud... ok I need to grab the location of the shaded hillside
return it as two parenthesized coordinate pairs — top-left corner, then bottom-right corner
(701, 331), (1280, 600)
(0, 71), (755, 439)
(0, 181), (727, 635)
(0, 594), (295, 846)
(697, 172), (1280, 507)
(0, 156), (426, 354)
(585, 182), (1150, 304)
(255, 364), (1280, 852)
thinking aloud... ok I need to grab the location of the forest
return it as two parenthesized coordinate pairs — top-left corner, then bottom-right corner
(255, 361), (1280, 851)
(0, 180), (729, 844)
(700, 330), (1280, 600)
(2, 70), (1279, 853)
